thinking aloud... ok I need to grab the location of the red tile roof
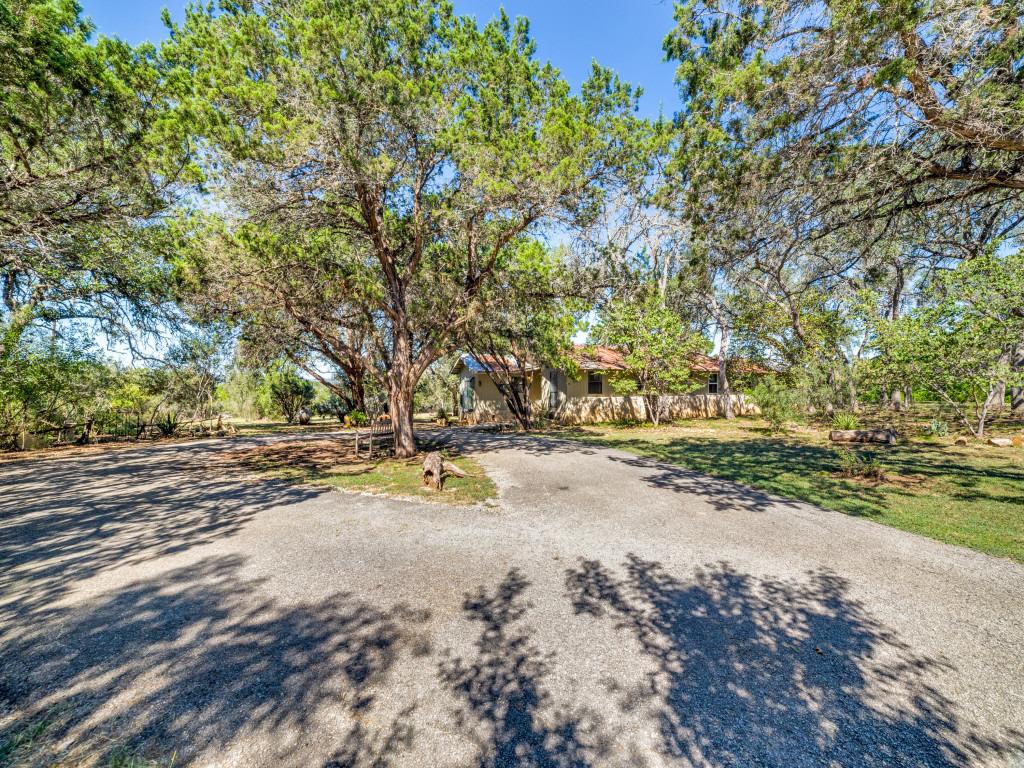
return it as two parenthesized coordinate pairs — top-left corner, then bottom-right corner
(572, 345), (628, 371)
(457, 346), (771, 376)
(573, 346), (771, 375)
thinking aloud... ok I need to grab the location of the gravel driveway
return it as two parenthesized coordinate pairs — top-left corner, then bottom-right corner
(1, 431), (1022, 767)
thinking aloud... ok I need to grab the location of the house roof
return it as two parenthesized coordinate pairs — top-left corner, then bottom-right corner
(576, 347), (772, 375)
(573, 345), (628, 371)
(686, 353), (772, 375)
(452, 347), (772, 376)
(450, 354), (540, 376)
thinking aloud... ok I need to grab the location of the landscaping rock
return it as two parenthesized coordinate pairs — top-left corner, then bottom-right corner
(954, 437), (969, 446)
(987, 437), (1014, 447)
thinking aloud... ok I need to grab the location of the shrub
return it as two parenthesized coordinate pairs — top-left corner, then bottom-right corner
(348, 410), (368, 427)
(752, 379), (801, 432)
(156, 412), (179, 437)
(831, 412), (860, 430)
(836, 448), (886, 481)
(922, 419), (949, 438)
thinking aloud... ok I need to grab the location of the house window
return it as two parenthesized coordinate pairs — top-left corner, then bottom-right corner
(587, 372), (603, 395)
(708, 373), (718, 394)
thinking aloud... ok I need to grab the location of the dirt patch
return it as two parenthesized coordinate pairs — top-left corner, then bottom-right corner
(830, 471), (932, 491)
(213, 439), (497, 505)
(221, 439), (367, 475)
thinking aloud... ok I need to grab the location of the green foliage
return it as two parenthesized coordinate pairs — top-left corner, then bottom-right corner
(1, 0), (195, 360)
(665, 0), (1024, 219)
(155, 411), (180, 437)
(464, 241), (586, 428)
(261, 362), (315, 424)
(752, 378), (801, 432)
(165, 0), (647, 454)
(831, 412), (860, 430)
(0, 337), (111, 447)
(873, 252), (1024, 436)
(923, 420), (949, 438)
(161, 331), (228, 420)
(835, 449), (887, 482)
(415, 357), (459, 418)
(314, 394), (350, 423)
(216, 367), (267, 421)
(347, 410), (369, 427)
(593, 289), (708, 424)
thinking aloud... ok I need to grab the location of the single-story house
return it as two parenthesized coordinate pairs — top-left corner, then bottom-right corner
(452, 345), (768, 425)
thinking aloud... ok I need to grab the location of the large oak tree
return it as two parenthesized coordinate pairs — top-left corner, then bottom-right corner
(167, 0), (643, 455)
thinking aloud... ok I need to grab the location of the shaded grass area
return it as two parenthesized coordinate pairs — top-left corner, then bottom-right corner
(230, 417), (346, 436)
(549, 419), (1024, 562)
(0, 705), (175, 767)
(220, 439), (496, 506)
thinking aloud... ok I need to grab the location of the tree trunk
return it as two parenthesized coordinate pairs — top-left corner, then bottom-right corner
(890, 388), (903, 412)
(984, 346), (1012, 417)
(422, 451), (468, 490)
(1012, 343), (1024, 415)
(644, 394), (660, 426)
(719, 326), (734, 420)
(389, 382), (416, 458)
(77, 419), (94, 446)
(976, 400), (990, 439)
(422, 451), (444, 490)
(350, 372), (367, 414)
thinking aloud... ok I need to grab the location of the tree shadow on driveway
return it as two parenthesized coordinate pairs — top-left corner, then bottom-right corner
(426, 430), (601, 458)
(0, 439), (326, 622)
(438, 569), (609, 767)
(0, 554), (430, 766)
(565, 555), (1023, 768)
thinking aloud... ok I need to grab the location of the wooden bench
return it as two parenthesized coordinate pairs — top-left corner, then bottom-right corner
(354, 417), (395, 458)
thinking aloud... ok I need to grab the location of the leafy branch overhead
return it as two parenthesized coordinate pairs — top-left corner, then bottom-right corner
(165, 0), (648, 455)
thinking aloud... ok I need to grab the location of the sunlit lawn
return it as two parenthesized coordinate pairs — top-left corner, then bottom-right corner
(549, 419), (1024, 562)
(221, 439), (496, 506)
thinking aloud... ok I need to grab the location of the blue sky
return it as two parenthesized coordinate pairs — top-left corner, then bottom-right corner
(81, 0), (683, 120)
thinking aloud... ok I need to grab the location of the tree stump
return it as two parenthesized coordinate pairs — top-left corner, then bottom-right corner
(829, 429), (897, 445)
(422, 451), (468, 491)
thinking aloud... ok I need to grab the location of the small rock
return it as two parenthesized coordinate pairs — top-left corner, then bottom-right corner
(987, 437), (1013, 447)
(954, 437), (968, 446)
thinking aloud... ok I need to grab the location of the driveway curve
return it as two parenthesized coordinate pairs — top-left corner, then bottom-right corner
(1, 431), (1022, 767)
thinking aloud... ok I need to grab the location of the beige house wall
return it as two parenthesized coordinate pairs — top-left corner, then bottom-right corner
(552, 393), (759, 424)
(460, 368), (759, 425)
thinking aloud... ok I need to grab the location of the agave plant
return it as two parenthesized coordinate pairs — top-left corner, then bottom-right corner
(156, 412), (180, 437)
(831, 412), (860, 430)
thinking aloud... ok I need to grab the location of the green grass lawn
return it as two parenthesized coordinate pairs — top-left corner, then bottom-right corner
(224, 439), (496, 506)
(548, 419), (1024, 562)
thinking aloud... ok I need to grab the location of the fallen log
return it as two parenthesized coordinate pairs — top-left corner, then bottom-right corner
(421, 451), (468, 491)
(829, 429), (897, 445)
